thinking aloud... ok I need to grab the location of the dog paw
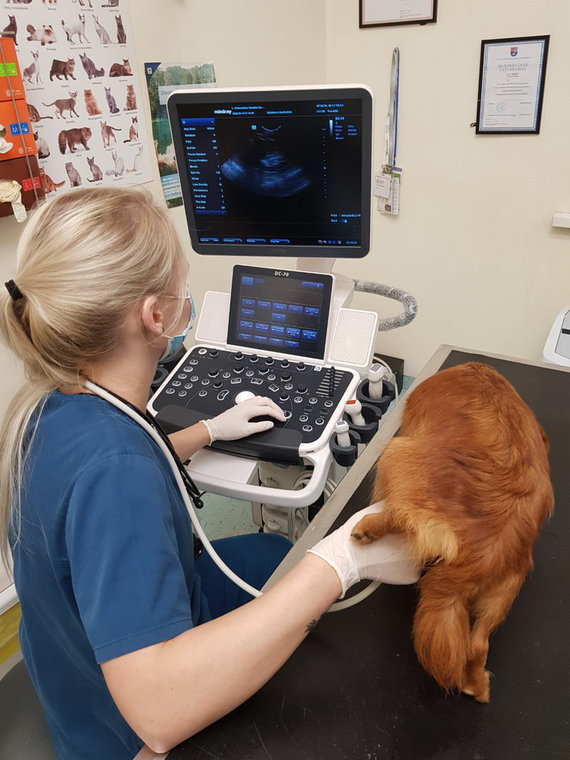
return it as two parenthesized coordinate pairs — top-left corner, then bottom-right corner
(350, 528), (376, 544)
(350, 516), (381, 544)
(461, 670), (490, 703)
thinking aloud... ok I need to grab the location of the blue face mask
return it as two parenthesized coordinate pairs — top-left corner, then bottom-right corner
(160, 291), (196, 363)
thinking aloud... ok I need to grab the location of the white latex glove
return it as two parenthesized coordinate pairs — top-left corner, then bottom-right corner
(202, 396), (286, 443)
(307, 502), (421, 597)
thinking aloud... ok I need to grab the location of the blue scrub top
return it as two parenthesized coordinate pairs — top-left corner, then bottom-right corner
(11, 392), (202, 759)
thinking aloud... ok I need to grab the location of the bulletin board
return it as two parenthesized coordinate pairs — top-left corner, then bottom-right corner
(0, 0), (152, 196)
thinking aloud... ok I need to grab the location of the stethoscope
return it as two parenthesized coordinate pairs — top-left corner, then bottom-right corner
(84, 380), (265, 598)
(84, 380), (378, 612)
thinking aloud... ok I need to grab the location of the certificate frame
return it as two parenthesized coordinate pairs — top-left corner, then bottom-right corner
(359, 0), (437, 28)
(476, 35), (550, 134)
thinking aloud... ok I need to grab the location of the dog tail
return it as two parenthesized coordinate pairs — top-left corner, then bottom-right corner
(413, 573), (470, 691)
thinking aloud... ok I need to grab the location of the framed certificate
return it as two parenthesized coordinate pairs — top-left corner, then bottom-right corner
(359, 0), (437, 28)
(476, 35), (550, 134)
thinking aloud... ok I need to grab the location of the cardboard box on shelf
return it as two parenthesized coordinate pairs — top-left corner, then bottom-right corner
(0, 38), (25, 101)
(0, 99), (37, 162)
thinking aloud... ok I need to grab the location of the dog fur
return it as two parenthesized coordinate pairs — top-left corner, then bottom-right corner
(351, 362), (554, 702)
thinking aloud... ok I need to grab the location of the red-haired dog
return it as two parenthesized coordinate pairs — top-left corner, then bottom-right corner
(351, 362), (554, 702)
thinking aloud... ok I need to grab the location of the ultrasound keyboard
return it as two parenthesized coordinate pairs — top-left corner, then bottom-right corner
(149, 345), (359, 463)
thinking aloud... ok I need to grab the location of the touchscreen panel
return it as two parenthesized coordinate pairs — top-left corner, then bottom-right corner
(227, 266), (333, 360)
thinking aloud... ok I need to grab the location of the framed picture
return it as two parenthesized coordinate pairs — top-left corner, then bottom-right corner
(359, 0), (437, 28)
(476, 35), (550, 134)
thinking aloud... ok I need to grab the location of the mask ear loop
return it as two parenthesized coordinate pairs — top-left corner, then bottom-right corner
(161, 290), (196, 341)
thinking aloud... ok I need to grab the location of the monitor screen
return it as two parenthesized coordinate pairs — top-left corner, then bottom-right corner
(166, 85), (373, 258)
(227, 266), (333, 360)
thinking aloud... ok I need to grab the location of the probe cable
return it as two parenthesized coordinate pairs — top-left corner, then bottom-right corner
(85, 381), (384, 612)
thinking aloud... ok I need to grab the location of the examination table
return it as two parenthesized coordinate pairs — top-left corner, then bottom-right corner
(168, 346), (569, 760)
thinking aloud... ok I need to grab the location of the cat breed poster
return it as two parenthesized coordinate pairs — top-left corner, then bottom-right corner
(0, 0), (151, 195)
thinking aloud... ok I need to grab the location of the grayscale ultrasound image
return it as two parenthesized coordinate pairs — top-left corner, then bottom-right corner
(221, 125), (311, 198)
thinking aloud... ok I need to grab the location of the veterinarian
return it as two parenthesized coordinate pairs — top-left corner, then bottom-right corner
(0, 187), (419, 760)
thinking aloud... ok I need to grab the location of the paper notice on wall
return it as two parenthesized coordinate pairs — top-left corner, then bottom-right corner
(1, 0), (152, 197)
(378, 166), (402, 215)
(144, 61), (215, 208)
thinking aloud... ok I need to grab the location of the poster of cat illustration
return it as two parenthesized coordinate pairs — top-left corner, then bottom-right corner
(0, 0), (151, 197)
(145, 61), (215, 208)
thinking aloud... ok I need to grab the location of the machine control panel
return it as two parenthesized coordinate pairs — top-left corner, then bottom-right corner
(149, 345), (357, 463)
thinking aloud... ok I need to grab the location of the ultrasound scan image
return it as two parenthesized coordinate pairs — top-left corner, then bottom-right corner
(221, 125), (311, 198)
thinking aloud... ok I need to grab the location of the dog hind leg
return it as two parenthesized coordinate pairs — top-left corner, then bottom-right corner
(461, 574), (524, 703)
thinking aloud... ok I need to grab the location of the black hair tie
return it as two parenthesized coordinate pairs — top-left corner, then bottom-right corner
(5, 280), (24, 301)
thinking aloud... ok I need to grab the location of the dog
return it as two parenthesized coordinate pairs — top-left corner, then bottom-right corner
(351, 362), (554, 702)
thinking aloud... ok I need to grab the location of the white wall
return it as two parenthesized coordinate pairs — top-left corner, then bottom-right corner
(326, 0), (570, 375)
(1, 0), (569, 422)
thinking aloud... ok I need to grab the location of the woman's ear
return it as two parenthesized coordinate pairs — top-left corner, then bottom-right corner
(140, 295), (164, 338)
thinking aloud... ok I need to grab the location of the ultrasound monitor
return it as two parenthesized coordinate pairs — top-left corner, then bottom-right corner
(166, 85), (373, 259)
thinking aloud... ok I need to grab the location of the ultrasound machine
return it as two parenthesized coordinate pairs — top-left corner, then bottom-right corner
(148, 84), (417, 538)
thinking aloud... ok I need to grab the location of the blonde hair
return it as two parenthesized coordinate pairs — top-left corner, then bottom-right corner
(0, 186), (187, 567)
